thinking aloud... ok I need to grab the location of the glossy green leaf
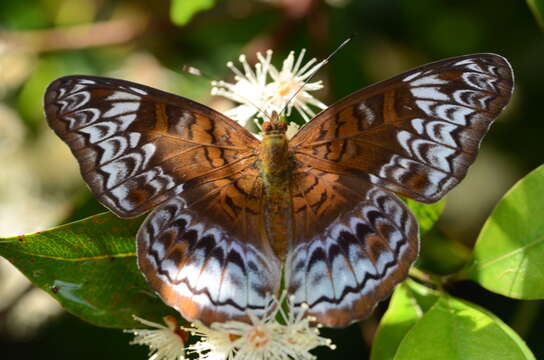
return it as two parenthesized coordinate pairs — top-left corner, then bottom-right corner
(371, 279), (439, 360)
(394, 295), (535, 360)
(458, 165), (544, 299)
(527, 0), (544, 28)
(405, 198), (446, 235)
(0, 212), (177, 328)
(170, 0), (216, 26)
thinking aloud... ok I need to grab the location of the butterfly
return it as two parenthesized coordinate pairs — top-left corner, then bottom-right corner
(44, 53), (513, 328)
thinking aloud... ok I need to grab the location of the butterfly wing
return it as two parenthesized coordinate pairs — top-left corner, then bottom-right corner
(45, 75), (260, 218)
(45, 76), (280, 324)
(137, 169), (281, 325)
(291, 53), (514, 203)
(289, 167), (418, 327)
(288, 54), (514, 327)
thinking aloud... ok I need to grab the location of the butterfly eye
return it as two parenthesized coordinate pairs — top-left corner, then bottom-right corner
(262, 121), (273, 133)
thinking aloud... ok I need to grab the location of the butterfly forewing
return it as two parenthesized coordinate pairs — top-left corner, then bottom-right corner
(287, 53), (513, 327)
(44, 76), (281, 324)
(45, 76), (259, 218)
(291, 53), (514, 203)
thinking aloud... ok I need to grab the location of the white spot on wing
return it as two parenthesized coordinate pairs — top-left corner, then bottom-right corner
(397, 130), (413, 156)
(103, 102), (140, 117)
(454, 59), (473, 66)
(462, 72), (496, 92)
(410, 87), (450, 101)
(403, 71), (422, 82)
(356, 102), (376, 126)
(435, 104), (473, 125)
(79, 121), (117, 143)
(411, 118), (425, 134)
(64, 108), (101, 129)
(128, 132), (141, 147)
(426, 120), (458, 147)
(107, 91), (141, 101)
(410, 75), (448, 87)
(415, 100), (474, 125)
(59, 91), (91, 112)
(130, 86), (148, 95)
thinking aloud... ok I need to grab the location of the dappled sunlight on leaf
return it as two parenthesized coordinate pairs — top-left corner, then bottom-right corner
(371, 280), (440, 360)
(459, 165), (544, 300)
(394, 296), (535, 360)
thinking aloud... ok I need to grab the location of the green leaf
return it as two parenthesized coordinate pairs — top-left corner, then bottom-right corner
(170, 0), (216, 26)
(458, 165), (544, 299)
(394, 295), (535, 360)
(371, 279), (439, 360)
(405, 198), (446, 235)
(527, 0), (544, 28)
(405, 198), (469, 275)
(418, 227), (471, 275)
(0, 213), (176, 328)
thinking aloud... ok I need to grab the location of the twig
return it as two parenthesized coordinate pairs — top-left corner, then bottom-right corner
(408, 267), (444, 291)
(0, 16), (148, 53)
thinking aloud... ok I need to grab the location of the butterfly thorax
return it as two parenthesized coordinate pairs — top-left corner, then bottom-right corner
(259, 119), (293, 260)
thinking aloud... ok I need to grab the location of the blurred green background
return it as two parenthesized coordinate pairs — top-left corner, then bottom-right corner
(0, 0), (543, 359)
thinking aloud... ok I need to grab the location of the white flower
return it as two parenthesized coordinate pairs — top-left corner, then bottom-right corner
(186, 321), (236, 360)
(266, 49), (328, 122)
(125, 315), (186, 360)
(185, 294), (334, 360)
(276, 298), (336, 359)
(285, 122), (300, 139)
(211, 49), (327, 129)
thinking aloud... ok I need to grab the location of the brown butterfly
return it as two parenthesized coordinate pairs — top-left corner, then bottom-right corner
(44, 53), (513, 328)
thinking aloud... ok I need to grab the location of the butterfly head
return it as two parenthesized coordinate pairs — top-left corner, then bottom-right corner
(262, 111), (287, 135)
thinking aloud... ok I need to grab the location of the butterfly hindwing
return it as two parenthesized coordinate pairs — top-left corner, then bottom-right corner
(291, 53), (514, 203)
(289, 167), (418, 327)
(137, 168), (281, 325)
(44, 75), (259, 218)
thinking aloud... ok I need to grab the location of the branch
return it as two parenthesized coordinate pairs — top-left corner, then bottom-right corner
(0, 16), (148, 53)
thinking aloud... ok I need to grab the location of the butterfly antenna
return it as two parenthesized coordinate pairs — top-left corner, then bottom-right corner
(181, 65), (216, 81)
(278, 36), (353, 119)
(214, 85), (273, 123)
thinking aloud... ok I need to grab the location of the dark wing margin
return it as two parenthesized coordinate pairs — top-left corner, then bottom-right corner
(44, 75), (259, 218)
(291, 53), (514, 203)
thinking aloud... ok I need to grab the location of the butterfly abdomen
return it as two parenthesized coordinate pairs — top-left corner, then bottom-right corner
(259, 133), (294, 260)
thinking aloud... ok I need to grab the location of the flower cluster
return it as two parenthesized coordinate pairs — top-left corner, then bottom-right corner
(125, 316), (187, 360)
(186, 295), (335, 360)
(211, 49), (327, 132)
(126, 295), (335, 360)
